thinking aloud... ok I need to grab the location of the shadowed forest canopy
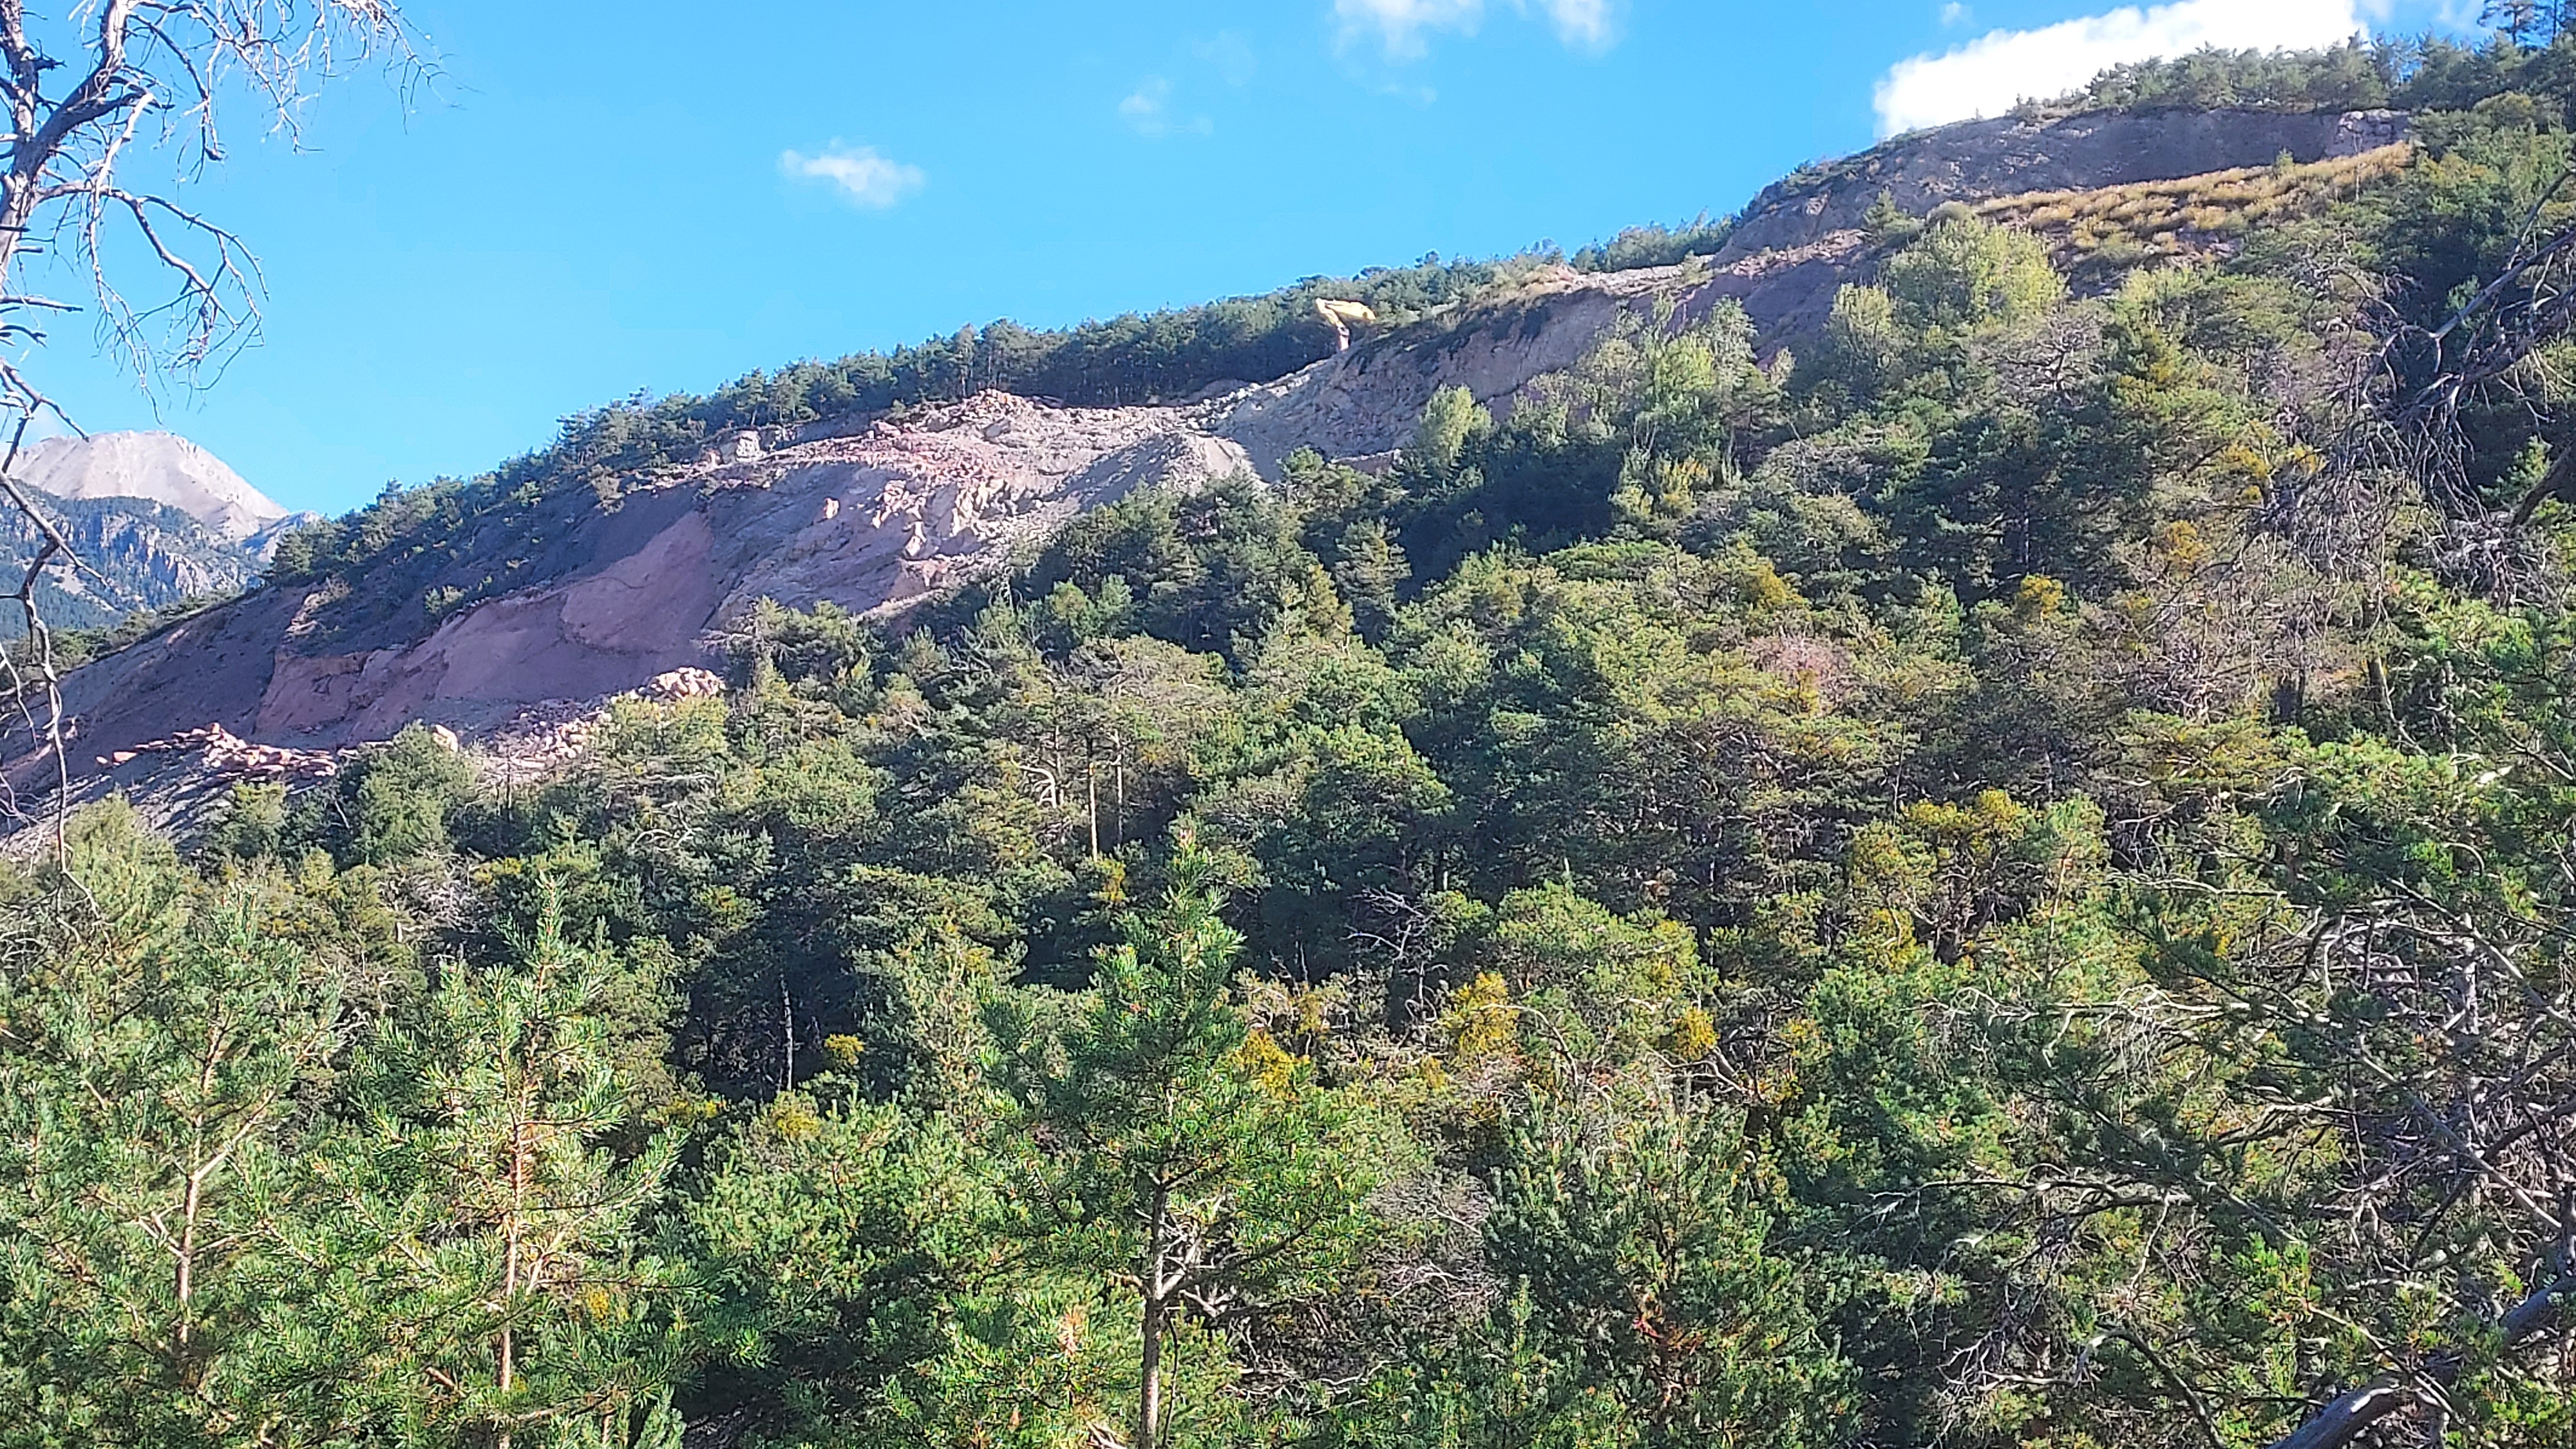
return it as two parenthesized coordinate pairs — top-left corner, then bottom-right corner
(21, 26), (2576, 1449)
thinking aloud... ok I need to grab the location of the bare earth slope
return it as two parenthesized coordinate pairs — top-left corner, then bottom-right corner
(60, 393), (1256, 755)
(21, 105), (2417, 810)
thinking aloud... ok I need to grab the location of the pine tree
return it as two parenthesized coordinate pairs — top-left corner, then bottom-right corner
(1018, 845), (1414, 1449)
(305, 890), (688, 1449)
(0, 810), (351, 1446)
(1481, 1103), (1853, 1448)
(2484, 0), (2544, 44)
(1861, 187), (1920, 245)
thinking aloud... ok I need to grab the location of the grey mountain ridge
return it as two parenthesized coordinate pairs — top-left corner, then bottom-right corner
(2, 430), (306, 636)
(17, 430), (292, 540)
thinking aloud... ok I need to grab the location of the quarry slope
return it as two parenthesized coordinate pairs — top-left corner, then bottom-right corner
(20, 104), (2414, 809)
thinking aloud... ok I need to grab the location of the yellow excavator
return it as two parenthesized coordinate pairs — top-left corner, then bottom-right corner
(1312, 298), (1379, 353)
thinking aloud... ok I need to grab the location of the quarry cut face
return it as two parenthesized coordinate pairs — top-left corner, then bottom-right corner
(15, 102), (2422, 810)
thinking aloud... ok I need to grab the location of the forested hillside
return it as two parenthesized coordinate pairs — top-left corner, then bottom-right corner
(13, 34), (2576, 1449)
(0, 493), (256, 633)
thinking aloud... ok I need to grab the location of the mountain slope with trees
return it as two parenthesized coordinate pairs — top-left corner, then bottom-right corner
(0, 432), (299, 636)
(12, 30), (2576, 1449)
(19, 98), (2414, 778)
(0, 493), (259, 633)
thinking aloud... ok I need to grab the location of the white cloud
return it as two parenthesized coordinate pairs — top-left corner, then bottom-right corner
(1873, 0), (2367, 137)
(1537, 0), (1615, 47)
(1940, 2), (1969, 26)
(1333, 0), (1616, 58)
(1120, 77), (1213, 138)
(779, 143), (925, 208)
(1336, 0), (1483, 56)
(1196, 30), (1258, 86)
(1120, 79), (1170, 129)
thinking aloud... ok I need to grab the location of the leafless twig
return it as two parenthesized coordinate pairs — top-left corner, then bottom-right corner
(0, 0), (422, 850)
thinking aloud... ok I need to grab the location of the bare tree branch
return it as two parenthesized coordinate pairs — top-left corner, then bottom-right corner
(0, 0), (421, 852)
(2267, 1269), (2576, 1449)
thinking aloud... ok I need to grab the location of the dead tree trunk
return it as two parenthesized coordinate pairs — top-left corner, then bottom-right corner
(2266, 1272), (2574, 1449)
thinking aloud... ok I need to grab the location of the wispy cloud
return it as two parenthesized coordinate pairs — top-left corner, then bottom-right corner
(779, 143), (925, 208)
(1196, 30), (1258, 86)
(1874, 0), (2366, 136)
(1336, 0), (1482, 57)
(1334, 0), (1618, 59)
(1939, 2), (1969, 26)
(1120, 77), (1214, 138)
(1539, 0), (1615, 46)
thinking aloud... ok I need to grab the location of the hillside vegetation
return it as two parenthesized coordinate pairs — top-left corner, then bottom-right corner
(0, 493), (261, 635)
(2016, 32), (2576, 120)
(1977, 141), (2415, 272)
(15, 33), (2576, 1449)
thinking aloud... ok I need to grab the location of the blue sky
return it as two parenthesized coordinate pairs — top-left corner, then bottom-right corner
(21, 0), (2476, 515)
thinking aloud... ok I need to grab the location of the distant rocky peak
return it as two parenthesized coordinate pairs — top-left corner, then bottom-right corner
(14, 430), (285, 542)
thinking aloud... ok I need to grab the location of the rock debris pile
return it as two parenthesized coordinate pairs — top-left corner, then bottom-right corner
(86, 666), (735, 799)
(481, 667), (730, 788)
(99, 723), (340, 781)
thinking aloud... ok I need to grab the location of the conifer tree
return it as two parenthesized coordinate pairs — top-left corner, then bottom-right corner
(0, 810), (350, 1446)
(304, 891), (688, 1449)
(1019, 845), (1413, 1449)
(1481, 1103), (1852, 1448)
(2483, 0), (2544, 44)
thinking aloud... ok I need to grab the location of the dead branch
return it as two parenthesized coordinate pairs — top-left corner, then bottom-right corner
(0, 0), (421, 847)
(2267, 1267), (2576, 1449)
(2384, 165), (2576, 534)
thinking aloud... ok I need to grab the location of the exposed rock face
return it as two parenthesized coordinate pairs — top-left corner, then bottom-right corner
(1721, 108), (2411, 258)
(51, 392), (1259, 756)
(48, 500), (259, 601)
(1217, 267), (1672, 471)
(0, 494), (270, 634)
(17, 430), (289, 541)
(17, 105), (2430, 805)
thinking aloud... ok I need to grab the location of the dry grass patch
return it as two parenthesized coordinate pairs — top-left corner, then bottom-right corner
(1978, 142), (2412, 269)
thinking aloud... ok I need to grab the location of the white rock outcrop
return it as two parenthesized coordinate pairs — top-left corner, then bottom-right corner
(18, 431), (288, 542)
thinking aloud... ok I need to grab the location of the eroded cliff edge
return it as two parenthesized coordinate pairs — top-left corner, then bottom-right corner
(26, 104), (2414, 802)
